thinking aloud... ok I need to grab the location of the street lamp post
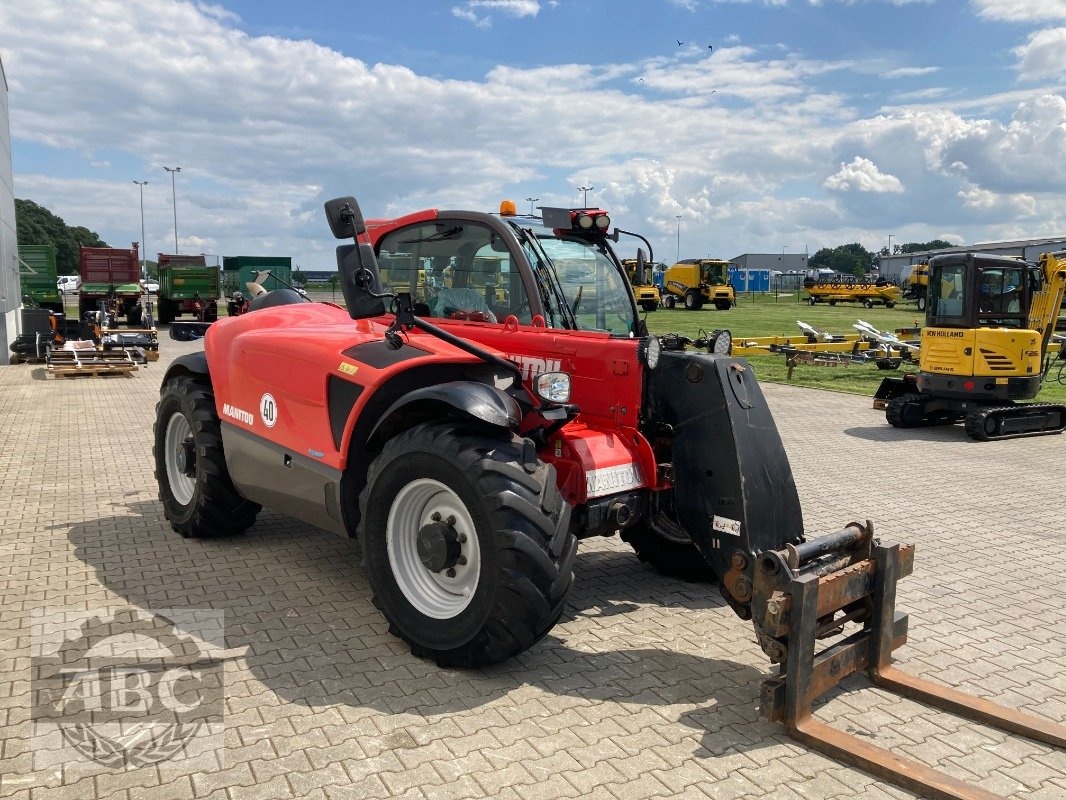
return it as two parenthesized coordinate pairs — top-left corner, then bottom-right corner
(675, 215), (682, 263)
(132, 180), (148, 278)
(163, 166), (181, 253)
(778, 245), (790, 301)
(577, 185), (594, 208)
(525, 197), (539, 216)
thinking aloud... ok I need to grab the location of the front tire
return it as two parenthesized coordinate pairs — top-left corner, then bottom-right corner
(684, 290), (703, 311)
(359, 422), (576, 668)
(154, 376), (261, 537)
(714, 299), (731, 311)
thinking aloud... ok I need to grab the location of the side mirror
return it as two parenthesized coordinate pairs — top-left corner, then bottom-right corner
(324, 196), (366, 240)
(636, 248), (647, 273)
(336, 243), (386, 319)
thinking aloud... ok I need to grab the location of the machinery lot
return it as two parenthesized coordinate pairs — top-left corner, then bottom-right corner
(0, 338), (1063, 800)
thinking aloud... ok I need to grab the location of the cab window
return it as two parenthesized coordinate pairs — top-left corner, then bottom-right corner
(376, 221), (531, 323)
(535, 235), (635, 335)
(977, 266), (1026, 327)
(930, 264), (966, 318)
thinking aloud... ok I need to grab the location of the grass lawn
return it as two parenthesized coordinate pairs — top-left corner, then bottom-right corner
(643, 292), (1066, 403)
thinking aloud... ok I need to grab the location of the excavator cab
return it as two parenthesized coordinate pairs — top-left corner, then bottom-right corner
(927, 255), (1029, 328)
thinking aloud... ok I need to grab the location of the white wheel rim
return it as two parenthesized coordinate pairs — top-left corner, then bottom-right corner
(386, 478), (481, 619)
(164, 412), (196, 506)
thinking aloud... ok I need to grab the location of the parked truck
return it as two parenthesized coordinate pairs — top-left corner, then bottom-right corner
(155, 254), (220, 325)
(662, 258), (735, 310)
(222, 256), (292, 315)
(17, 244), (62, 314)
(78, 243), (143, 326)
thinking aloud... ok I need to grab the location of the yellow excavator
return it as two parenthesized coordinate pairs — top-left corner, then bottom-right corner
(876, 251), (1066, 440)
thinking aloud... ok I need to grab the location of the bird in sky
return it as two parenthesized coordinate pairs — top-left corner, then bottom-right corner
(677, 40), (683, 46)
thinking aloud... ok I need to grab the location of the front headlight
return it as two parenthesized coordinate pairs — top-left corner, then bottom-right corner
(640, 336), (661, 369)
(534, 371), (571, 403)
(709, 329), (732, 355)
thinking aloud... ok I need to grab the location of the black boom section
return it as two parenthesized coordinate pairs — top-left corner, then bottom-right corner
(646, 352), (804, 578)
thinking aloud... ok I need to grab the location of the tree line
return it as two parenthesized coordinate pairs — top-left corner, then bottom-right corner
(808, 239), (954, 277)
(14, 199), (111, 275)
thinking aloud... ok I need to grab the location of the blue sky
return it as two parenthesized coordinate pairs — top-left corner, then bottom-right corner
(3, 1), (1066, 269)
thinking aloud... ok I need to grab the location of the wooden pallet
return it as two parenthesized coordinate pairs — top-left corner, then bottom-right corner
(46, 347), (143, 378)
(49, 364), (138, 379)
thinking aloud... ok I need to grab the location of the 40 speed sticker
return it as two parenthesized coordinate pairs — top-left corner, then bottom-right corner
(259, 393), (277, 428)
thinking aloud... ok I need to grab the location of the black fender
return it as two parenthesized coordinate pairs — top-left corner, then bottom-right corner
(161, 351), (210, 388)
(368, 381), (522, 447)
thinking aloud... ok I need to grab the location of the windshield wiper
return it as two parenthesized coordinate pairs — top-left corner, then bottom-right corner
(400, 225), (463, 244)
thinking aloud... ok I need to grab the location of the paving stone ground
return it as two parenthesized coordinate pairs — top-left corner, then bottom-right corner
(0, 332), (1063, 800)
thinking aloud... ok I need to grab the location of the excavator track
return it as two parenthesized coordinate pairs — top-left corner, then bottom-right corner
(754, 523), (1066, 800)
(885, 393), (962, 428)
(964, 403), (1066, 440)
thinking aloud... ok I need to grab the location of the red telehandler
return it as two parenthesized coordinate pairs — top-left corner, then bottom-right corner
(154, 195), (1064, 800)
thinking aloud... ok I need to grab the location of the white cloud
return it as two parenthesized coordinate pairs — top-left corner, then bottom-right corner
(882, 66), (940, 79)
(824, 157), (905, 193)
(4, 0), (1066, 265)
(1014, 27), (1066, 80)
(452, 0), (540, 27)
(971, 0), (1066, 23)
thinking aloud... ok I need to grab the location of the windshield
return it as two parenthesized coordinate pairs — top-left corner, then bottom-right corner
(514, 223), (636, 335)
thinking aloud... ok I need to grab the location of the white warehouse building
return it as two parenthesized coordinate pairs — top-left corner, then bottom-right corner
(0, 54), (18, 364)
(880, 238), (1066, 284)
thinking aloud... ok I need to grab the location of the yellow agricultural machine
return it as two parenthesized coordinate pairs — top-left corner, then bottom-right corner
(621, 257), (662, 312)
(804, 274), (900, 308)
(662, 258), (735, 310)
(876, 251), (1066, 439)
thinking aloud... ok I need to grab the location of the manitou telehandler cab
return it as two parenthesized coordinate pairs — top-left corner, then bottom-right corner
(877, 251), (1066, 440)
(155, 196), (1065, 800)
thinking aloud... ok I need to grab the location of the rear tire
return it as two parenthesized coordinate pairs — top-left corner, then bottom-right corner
(916, 296), (926, 312)
(807, 297), (817, 306)
(714, 299), (731, 311)
(641, 301), (658, 313)
(863, 299), (874, 309)
(684, 290), (703, 311)
(664, 295), (676, 309)
(154, 376), (261, 537)
(157, 299), (176, 325)
(359, 422), (576, 668)
(621, 513), (715, 582)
